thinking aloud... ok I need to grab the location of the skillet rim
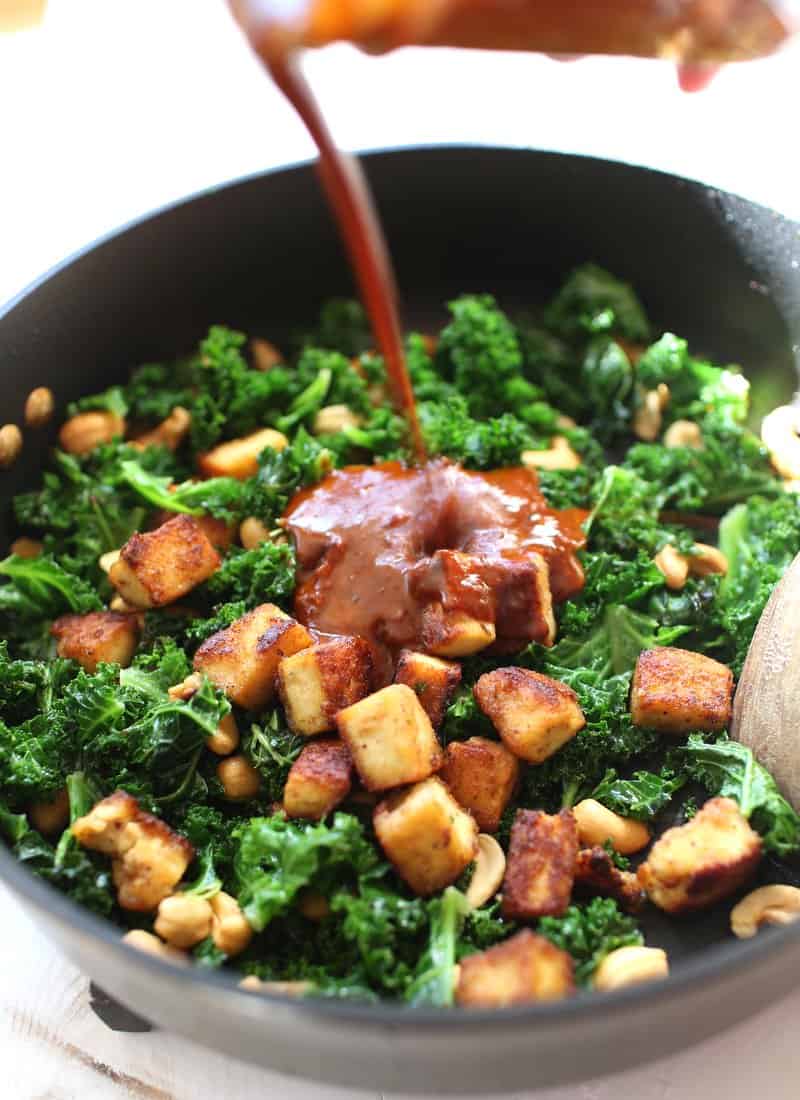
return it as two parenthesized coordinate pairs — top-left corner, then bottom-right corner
(1, 143), (799, 1032)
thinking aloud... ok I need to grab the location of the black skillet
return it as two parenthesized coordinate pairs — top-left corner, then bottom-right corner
(1, 147), (799, 1093)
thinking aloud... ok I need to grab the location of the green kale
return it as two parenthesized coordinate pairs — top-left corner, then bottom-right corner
(117, 459), (248, 522)
(436, 295), (524, 418)
(584, 465), (694, 557)
(405, 887), (471, 1006)
(308, 298), (372, 357)
(68, 385), (128, 418)
(205, 541), (295, 609)
(544, 264), (650, 344)
(419, 397), (534, 469)
(242, 712), (304, 801)
(683, 734), (800, 857)
(580, 337), (634, 441)
(235, 812), (381, 932)
(538, 897), (643, 986)
(184, 601), (248, 648)
(0, 553), (102, 627)
(332, 886), (429, 997)
(243, 429), (334, 525)
(591, 766), (686, 822)
(517, 322), (584, 419)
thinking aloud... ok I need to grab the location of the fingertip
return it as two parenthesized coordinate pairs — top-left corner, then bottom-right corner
(677, 64), (720, 93)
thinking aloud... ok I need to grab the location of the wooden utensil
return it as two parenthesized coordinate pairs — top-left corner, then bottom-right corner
(732, 551), (800, 809)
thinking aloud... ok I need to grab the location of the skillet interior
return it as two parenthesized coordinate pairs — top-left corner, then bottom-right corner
(1, 146), (799, 1092)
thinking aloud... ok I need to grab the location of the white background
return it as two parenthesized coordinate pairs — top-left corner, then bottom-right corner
(1, 1), (799, 1096)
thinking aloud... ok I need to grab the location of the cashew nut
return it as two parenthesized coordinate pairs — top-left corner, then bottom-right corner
(664, 419), (703, 450)
(10, 537), (43, 559)
(206, 712), (240, 756)
(168, 673), (203, 701)
(99, 549), (121, 574)
(313, 404), (362, 436)
(653, 544), (689, 590)
(154, 893), (213, 948)
(25, 387), (55, 428)
(210, 891), (253, 956)
(109, 594), (141, 614)
(131, 406), (191, 452)
(122, 929), (188, 964)
(0, 424), (22, 468)
(633, 387), (668, 442)
(465, 834), (506, 909)
(689, 542), (728, 577)
(59, 411), (125, 456)
(761, 404), (800, 480)
(521, 436), (582, 472)
(593, 946), (669, 991)
(28, 787), (70, 835)
(573, 799), (651, 855)
(217, 755), (261, 801)
(730, 885), (800, 938)
(239, 516), (271, 549)
(250, 338), (283, 372)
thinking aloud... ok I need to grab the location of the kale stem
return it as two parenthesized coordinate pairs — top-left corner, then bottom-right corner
(155, 746), (203, 805)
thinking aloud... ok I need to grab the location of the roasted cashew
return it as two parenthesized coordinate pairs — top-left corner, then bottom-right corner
(653, 544), (689, 590)
(730, 885), (800, 938)
(761, 404), (800, 479)
(593, 946), (669, 991)
(122, 929), (188, 964)
(689, 542), (728, 577)
(663, 419), (702, 449)
(573, 799), (651, 855)
(521, 436), (582, 471)
(465, 834), (506, 909)
(25, 387), (55, 428)
(313, 404), (362, 435)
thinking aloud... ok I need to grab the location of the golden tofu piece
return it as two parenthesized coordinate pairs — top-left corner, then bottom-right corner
(456, 929), (574, 1007)
(194, 603), (313, 710)
(630, 647), (734, 734)
(336, 683), (443, 792)
(109, 515), (220, 609)
(474, 668), (585, 763)
(638, 796), (761, 914)
(278, 636), (373, 736)
(283, 738), (353, 820)
(197, 428), (288, 480)
(51, 610), (139, 672)
(574, 846), (646, 913)
(58, 410), (125, 455)
(73, 791), (193, 912)
(479, 551), (556, 646)
(439, 737), (519, 833)
(394, 649), (461, 728)
(373, 776), (478, 896)
(421, 605), (496, 658)
(502, 809), (578, 920)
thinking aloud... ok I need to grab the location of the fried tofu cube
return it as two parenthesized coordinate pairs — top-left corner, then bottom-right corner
(73, 791), (194, 912)
(394, 649), (461, 728)
(574, 846), (646, 913)
(197, 428), (288, 480)
(638, 796), (761, 914)
(336, 683), (443, 792)
(109, 514), (220, 609)
(456, 930), (574, 1007)
(474, 668), (585, 764)
(194, 603), (313, 710)
(439, 737), (519, 833)
(630, 647), (734, 734)
(283, 738), (353, 820)
(502, 809), (578, 920)
(479, 551), (556, 646)
(373, 776), (478, 896)
(278, 636), (373, 736)
(421, 605), (496, 658)
(51, 610), (139, 672)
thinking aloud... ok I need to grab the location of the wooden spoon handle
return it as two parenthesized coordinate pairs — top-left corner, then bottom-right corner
(732, 551), (800, 810)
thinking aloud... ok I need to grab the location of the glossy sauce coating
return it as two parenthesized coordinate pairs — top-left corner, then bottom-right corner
(285, 459), (586, 678)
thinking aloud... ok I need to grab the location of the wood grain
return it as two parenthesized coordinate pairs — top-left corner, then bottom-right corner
(732, 552), (800, 809)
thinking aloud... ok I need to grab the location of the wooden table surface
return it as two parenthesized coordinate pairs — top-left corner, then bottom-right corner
(2, 3), (799, 1097)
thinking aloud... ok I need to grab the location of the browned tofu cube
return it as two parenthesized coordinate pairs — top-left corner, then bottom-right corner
(394, 649), (461, 728)
(283, 738), (353, 820)
(574, 847), (646, 913)
(439, 737), (519, 833)
(51, 611), (139, 672)
(109, 515), (220, 608)
(194, 603), (313, 710)
(630, 647), (734, 734)
(477, 551), (556, 646)
(73, 791), (194, 912)
(373, 776), (478, 896)
(278, 636), (373, 736)
(502, 809), (578, 920)
(421, 604), (496, 658)
(638, 796), (761, 914)
(197, 428), (288, 480)
(456, 930), (574, 1007)
(474, 668), (585, 763)
(336, 684), (443, 792)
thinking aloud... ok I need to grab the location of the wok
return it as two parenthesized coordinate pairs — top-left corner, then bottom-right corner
(1, 146), (799, 1093)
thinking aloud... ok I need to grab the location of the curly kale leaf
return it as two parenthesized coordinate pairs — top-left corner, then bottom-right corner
(235, 812), (381, 932)
(682, 734), (800, 857)
(117, 459), (249, 523)
(419, 396), (534, 469)
(242, 712), (304, 802)
(0, 554), (102, 622)
(544, 264), (650, 343)
(243, 429), (334, 525)
(436, 295), (524, 418)
(584, 465), (694, 558)
(538, 897), (643, 986)
(591, 766), (686, 822)
(205, 541), (295, 610)
(404, 887), (471, 1006)
(307, 298), (372, 357)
